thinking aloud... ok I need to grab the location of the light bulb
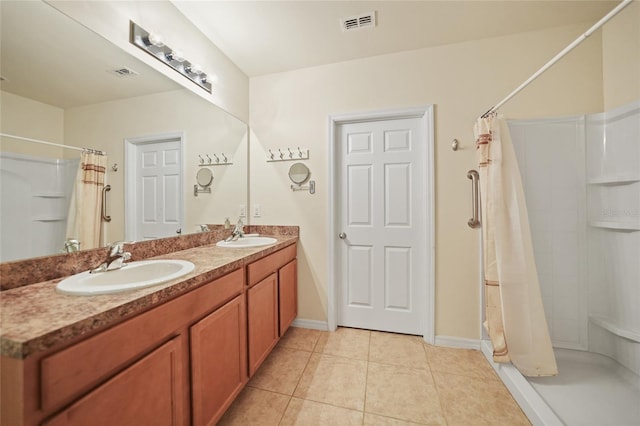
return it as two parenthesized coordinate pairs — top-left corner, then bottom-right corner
(146, 32), (164, 47)
(189, 63), (203, 75)
(166, 50), (185, 63)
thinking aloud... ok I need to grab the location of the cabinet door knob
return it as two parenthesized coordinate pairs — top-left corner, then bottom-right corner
(338, 232), (347, 239)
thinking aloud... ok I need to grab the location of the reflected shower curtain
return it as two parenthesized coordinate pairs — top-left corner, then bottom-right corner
(474, 115), (557, 377)
(66, 152), (107, 250)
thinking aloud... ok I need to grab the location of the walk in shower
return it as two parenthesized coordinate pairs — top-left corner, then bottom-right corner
(497, 100), (640, 425)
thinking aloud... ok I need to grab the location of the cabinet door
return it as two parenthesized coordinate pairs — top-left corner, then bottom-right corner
(44, 337), (184, 426)
(278, 259), (298, 336)
(190, 295), (247, 426)
(247, 273), (279, 376)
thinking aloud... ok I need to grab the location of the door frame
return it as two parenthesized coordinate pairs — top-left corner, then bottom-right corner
(327, 105), (435, 343)
(124, 132), (185, 242)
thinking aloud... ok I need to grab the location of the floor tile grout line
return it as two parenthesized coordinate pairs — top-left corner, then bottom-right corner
(422, 341), (450, 426)
(362, 331), (372, 426)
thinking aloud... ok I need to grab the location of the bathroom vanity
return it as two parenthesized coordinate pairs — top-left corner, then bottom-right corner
(0, 230), (298, 425)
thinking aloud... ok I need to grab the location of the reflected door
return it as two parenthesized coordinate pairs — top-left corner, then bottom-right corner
(126, 136), (183, 241)
(337, 117), (428, 335)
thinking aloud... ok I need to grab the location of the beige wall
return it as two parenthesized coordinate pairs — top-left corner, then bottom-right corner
(249, 23), (604, 338)
(602, 1), (640, 110)
(48, 0), (249, 122)
(0, 91), (64, 158)
(64, 89), (248, 244)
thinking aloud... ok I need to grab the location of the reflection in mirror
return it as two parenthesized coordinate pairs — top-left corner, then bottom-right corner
(196, 168), (214, 188)
(0, 0), (248, 262)
(288, 162), (310, 185)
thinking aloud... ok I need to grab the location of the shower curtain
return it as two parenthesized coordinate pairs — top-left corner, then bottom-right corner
(65, 151), (107, 250)
(474, 114), (557, 377)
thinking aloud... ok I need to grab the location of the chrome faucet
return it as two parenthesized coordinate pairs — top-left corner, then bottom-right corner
(90, 242), (132, 273)
(198, 224), (210, 232)
(224, 218), (245, 242)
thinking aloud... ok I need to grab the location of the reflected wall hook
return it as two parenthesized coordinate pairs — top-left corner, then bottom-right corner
(452, 139), (459, 151)
(222, 153), (228, 163)
(198, 155), (204, 164)
(206, 154), (212, 164)
(213, 154), (220, 163)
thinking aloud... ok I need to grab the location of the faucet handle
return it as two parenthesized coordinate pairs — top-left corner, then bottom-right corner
(108, 241), (133, 256)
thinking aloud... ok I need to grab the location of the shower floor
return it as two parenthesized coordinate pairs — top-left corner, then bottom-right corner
(528, 348), (640, 426)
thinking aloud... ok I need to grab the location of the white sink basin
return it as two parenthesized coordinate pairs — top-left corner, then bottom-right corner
(216, 236), (277, 248)
(56, 259), (195, 296)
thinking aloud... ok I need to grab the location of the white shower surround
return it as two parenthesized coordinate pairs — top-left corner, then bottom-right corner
(0, 152), (79, 262)
(489, 100), (640, 425)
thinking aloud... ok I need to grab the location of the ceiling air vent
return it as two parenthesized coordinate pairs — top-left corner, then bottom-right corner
(341, 11), (376, 32)
(107, 67), (139, 78)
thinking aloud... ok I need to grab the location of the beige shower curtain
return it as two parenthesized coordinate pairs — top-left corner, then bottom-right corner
(474, 114), (557, 377)
(66, 151), (107, 250)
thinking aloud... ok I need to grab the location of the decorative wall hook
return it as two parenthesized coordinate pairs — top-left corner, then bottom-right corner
(111, 163), (118, 172)
(267, 147), (310, 162)
(197, 153), (233, 166)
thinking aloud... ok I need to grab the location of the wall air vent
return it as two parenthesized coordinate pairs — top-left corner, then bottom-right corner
(108, 67), (139, 78)
(341, 11), (376, 32)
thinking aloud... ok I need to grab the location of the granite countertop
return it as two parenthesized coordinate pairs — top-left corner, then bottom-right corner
(0, 235), (297, 360)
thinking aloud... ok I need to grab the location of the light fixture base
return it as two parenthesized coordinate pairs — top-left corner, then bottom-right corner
(130, 21), (212, 94)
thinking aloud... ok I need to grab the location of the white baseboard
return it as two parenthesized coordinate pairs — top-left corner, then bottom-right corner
(434, 335), (481, 350)
(291, 318), (329, 331)
(480, 340), (562, 426)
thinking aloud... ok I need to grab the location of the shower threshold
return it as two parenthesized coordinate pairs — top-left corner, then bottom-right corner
(483, 341), (640, 426)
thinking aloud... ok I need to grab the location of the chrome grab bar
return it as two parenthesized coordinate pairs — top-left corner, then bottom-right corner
(102, 184), (112, 222)
(467, 170), (480, 228)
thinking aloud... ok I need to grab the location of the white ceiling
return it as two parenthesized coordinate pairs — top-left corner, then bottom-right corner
(172, 0), (620, 77)
(0, 1), (181, 109)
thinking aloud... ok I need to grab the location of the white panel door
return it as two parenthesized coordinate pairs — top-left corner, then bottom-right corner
(133, 139), (182, 240)
(337, 117), (427, 335)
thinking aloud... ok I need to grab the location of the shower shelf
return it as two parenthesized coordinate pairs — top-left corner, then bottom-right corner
(587, 175), (640, 185)
(32, 192), (65, 198)
(589, 221), (640, 231)
(590, 316), (640, 343)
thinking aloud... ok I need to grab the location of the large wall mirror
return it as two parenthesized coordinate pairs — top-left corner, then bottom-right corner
(0, 1), (248, 262)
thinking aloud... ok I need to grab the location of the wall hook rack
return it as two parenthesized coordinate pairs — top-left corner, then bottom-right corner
(197, 153), (233, 166)
(267, 147), (310, 162)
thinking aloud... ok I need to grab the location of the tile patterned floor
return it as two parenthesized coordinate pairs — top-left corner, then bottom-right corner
(218, 327), (530, 426)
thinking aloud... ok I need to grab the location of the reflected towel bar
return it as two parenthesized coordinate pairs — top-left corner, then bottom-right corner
(102, 185), (112, 222)
(467, 170), (480, 228)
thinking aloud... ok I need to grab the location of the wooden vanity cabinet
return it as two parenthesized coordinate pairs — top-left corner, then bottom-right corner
(246, 244), (298, 376)
(44, 336), (185, 426)
(190, 294), (247, 426)
(1, 241), (298, 426)
(247, 273), (279, 376)
(278, 259), (298, 336)
(1, 268), (244, 426)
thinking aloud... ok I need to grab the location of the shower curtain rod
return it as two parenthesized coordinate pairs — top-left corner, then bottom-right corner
(481, 0), (633, 118)
(0, 133), (106, 155)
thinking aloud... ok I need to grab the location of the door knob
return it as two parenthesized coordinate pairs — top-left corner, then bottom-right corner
(338, 232), (347, 239)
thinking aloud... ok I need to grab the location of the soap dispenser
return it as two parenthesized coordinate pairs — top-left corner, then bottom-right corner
(224, 218), (231, 229)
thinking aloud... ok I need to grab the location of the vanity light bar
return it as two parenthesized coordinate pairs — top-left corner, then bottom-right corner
(129, 21), (212, 93)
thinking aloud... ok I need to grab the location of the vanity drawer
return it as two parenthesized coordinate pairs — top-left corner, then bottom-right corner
(247, 244), (297, 287)
(40, 268), (244, 412)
